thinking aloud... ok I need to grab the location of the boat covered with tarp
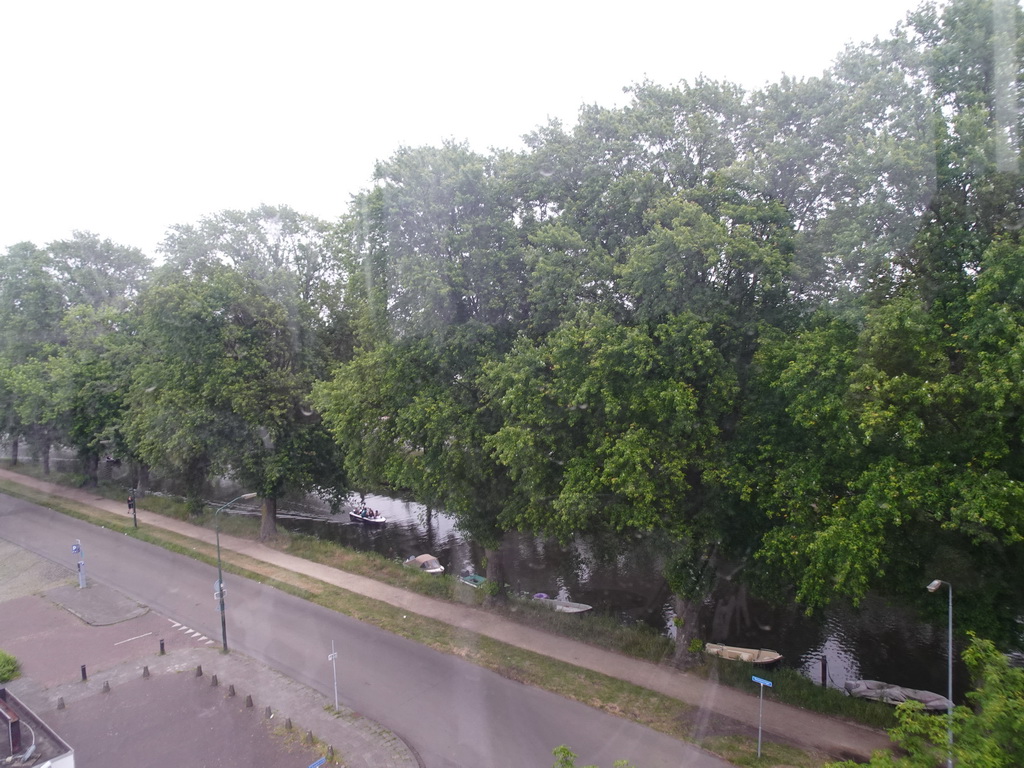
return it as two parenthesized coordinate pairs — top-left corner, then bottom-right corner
(844, 680), (952, 711)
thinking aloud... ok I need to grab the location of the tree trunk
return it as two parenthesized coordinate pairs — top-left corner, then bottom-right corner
(671, 594), (704, 669)
(41, 442), (49, 475)
(129, 462), (150, 493)
(483, 543), (509, 605)
(259, 496), (277, 541)
(82, 452), (99, 487)
(10, 438), (17, 467)
(184, 455), (210, 516)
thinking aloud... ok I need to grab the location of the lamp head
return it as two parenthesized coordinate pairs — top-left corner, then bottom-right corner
(927, 579), (944, 593)
(238, 492), (258, 500)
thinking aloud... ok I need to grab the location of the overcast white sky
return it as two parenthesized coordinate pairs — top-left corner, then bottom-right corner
(1, 0), (930, 256)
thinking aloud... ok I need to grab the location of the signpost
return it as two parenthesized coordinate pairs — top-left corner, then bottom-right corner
(752, 675), (773, 758)
(72, 540), (85, 588)
(328, 641), (339, 711)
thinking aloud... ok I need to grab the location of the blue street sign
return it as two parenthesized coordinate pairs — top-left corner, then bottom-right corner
(752, 676), (773, 687)
(71, 543), (81, 554)
(308, 758), (327, 768)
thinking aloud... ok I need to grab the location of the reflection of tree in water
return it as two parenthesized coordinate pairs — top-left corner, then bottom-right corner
(706, 581), (754, 640)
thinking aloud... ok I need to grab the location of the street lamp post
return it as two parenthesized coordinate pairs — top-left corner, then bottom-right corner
(927, 578), (953, 768)
(214, 492), (258, 653)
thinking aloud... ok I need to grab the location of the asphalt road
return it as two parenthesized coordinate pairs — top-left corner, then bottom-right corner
(0, 493), (733, 768)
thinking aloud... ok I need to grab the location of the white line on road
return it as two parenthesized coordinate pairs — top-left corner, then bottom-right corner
(114, 631), (154, 646)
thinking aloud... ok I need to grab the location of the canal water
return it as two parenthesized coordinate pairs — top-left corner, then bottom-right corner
(263, 491), (961, 700)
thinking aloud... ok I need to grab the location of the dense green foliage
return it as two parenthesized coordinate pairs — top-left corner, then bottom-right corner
(2, 0), (1022, 668)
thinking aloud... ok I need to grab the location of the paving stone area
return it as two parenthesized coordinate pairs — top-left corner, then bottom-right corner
(0, 539), (419, 768)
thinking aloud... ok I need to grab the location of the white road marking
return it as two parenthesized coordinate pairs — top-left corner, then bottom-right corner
(114, 631), (153, 646)
(167, 619), (217, 645)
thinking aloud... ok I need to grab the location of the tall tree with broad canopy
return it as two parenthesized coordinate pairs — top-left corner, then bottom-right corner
(732, 0), (1024, 640)
(738, 243), (1024, 642)
(317, 143), (530, 589)
(0, 243), (62, 466)
(127, 207), (347, 534)
(315, 322), (520, 594)
(0, 234), (150, 480)
(484, 310), (738, 664)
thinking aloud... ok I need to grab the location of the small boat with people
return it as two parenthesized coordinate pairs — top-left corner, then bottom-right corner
(350, 506), (386, 524)
(704, 643), (783, 666)
(530, 593), (593, 614)
(404, 554), (445, 574)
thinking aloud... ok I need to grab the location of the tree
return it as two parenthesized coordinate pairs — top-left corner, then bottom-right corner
(316, 321), (521, 595)
(485, 309), (737, 663)
(0, 242), (65, 465)
(47, 231), (150, 309)
(729, 0), (1024, 636)
(128, 208), (347, 533)
(828, 635), (1024, 768)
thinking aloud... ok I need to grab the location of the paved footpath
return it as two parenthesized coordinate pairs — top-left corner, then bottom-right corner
(0, 468), (893, 763)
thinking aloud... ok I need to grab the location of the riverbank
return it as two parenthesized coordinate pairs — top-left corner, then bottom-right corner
(0, 466), (894, 766)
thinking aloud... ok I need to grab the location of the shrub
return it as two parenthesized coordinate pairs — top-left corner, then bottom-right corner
(0, 650), (20, 683)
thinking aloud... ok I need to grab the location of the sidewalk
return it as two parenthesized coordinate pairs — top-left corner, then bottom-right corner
(0, 468), (893, 763)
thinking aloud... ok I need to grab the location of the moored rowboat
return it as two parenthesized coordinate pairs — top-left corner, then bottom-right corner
(704, 643), (782, 666)
(531, 594), (593, 613)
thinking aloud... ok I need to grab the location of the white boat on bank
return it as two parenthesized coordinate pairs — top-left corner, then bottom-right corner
(530, 593), (593, 614)
(404, 554), (444, 574)
(704, 643), (783, 666)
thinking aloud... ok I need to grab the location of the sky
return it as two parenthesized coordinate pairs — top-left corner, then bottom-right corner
(1, 0), (932, 256)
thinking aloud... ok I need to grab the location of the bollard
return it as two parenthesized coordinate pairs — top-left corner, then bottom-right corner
(305, 731), (314, 745)
(143, 666), (150, 678)
(244, 694), (253, 708)
(264, 706), (272, 719)
(195, 665), (203, 677)
(285, 718), (292, 731)
(159, 639), (165, 655)
(227, 684), (236, 698)
(81, 665), (87, 682)
(102, 681), (110, 693)
(210, 674), (218, 687)
(57, 697), (65, 710)
(328, 746), (334, 760)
